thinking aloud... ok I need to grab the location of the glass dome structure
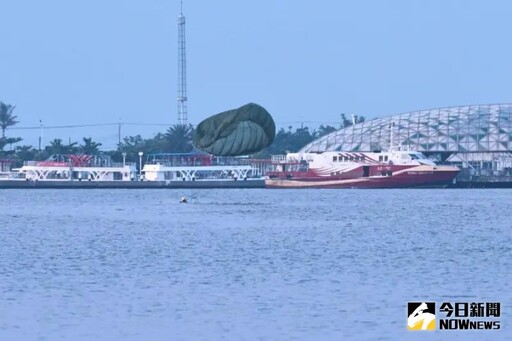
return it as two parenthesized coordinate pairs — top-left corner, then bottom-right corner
(301, 104), (512, 154)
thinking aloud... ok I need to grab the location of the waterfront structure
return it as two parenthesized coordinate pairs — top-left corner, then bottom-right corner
(301, 103), (512, 173)
(142, 153), (270, 181)
(15, 154), (136, 181)
(0, 159), (14, 172)
(3, 152), (270, 187)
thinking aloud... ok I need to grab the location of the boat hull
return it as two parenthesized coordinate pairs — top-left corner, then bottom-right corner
(265, 165), (460, 189)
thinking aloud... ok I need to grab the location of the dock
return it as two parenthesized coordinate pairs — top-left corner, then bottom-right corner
(0, 179), (265, 189)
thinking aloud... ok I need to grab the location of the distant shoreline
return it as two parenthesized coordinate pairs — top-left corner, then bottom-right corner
(1, 179), (512, 189)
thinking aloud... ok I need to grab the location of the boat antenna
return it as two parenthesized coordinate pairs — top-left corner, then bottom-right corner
(389, 122), (395, 151)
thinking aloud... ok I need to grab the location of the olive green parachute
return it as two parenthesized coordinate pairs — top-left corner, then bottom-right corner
(193, 103), (276, 156)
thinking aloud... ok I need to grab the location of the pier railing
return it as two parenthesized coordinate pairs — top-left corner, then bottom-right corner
(271, 155), (287, 163)
(23, 160), (135, 168)
(146, 156), (258, 167)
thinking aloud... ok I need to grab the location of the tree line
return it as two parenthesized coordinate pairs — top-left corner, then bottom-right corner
(0, 101), (365, 165)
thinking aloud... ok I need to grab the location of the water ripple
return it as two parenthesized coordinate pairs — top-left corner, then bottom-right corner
(0, 188), (510, 340)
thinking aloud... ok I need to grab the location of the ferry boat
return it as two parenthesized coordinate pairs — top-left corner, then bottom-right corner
(265, 149), (460, 188)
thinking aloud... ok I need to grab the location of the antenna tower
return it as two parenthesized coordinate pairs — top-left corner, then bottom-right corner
(177, 1), (188, 124)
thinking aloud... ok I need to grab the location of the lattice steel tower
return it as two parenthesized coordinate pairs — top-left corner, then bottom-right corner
(177, 1), (188, 124)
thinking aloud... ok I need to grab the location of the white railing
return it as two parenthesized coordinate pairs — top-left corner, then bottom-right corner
(22, 160), (136, 168)
(271, 155), (287, 163)
(111, 162), (136, 167)
(0, 172), (26, 180)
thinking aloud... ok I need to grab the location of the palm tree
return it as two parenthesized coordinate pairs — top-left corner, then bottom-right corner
(164, 124), (194, 153)
(15, 145), (37, 161)
(79, 137), (102, 154)
(65, 141), (78, 154)
(45, 138), (78, 155)
(0, 137), (22, 156)
(118, 135), (144, 151)
(340, 113), (365, 128)
(316, 124), (338, 138)
(0, 102), (19, 137)
(46, 138), (65, 155)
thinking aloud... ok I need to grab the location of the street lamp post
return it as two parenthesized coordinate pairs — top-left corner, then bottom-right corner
(138, 151), (143, 180)
(122, 152), (127, 167)
(39, 120), (44, 151)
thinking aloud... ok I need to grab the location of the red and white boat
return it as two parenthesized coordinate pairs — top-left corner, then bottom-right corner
(265, 149), (460, 188)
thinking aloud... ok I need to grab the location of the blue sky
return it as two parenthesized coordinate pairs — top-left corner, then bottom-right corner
(1, 0), (511, 149)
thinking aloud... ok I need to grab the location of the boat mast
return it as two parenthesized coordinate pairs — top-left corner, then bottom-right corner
(389, 122), (395, 151)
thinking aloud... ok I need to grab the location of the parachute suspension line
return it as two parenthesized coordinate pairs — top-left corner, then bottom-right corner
(177, 1), (188, 125)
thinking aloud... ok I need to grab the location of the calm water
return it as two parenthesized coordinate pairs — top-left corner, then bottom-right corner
(0, 189), (511, 341)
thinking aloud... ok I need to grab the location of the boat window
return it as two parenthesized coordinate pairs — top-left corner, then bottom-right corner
(333, 156), (337, 162)
(384, 156), (388, 162)
(379, 155), (383, 162)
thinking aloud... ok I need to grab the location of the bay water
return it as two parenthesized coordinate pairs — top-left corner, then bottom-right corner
(0, 189), (510, 340)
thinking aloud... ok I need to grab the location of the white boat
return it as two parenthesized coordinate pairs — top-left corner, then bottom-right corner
(266, 148), (460, 188)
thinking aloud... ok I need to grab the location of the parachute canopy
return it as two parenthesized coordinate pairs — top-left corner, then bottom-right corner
(193, 103), (276, 156)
